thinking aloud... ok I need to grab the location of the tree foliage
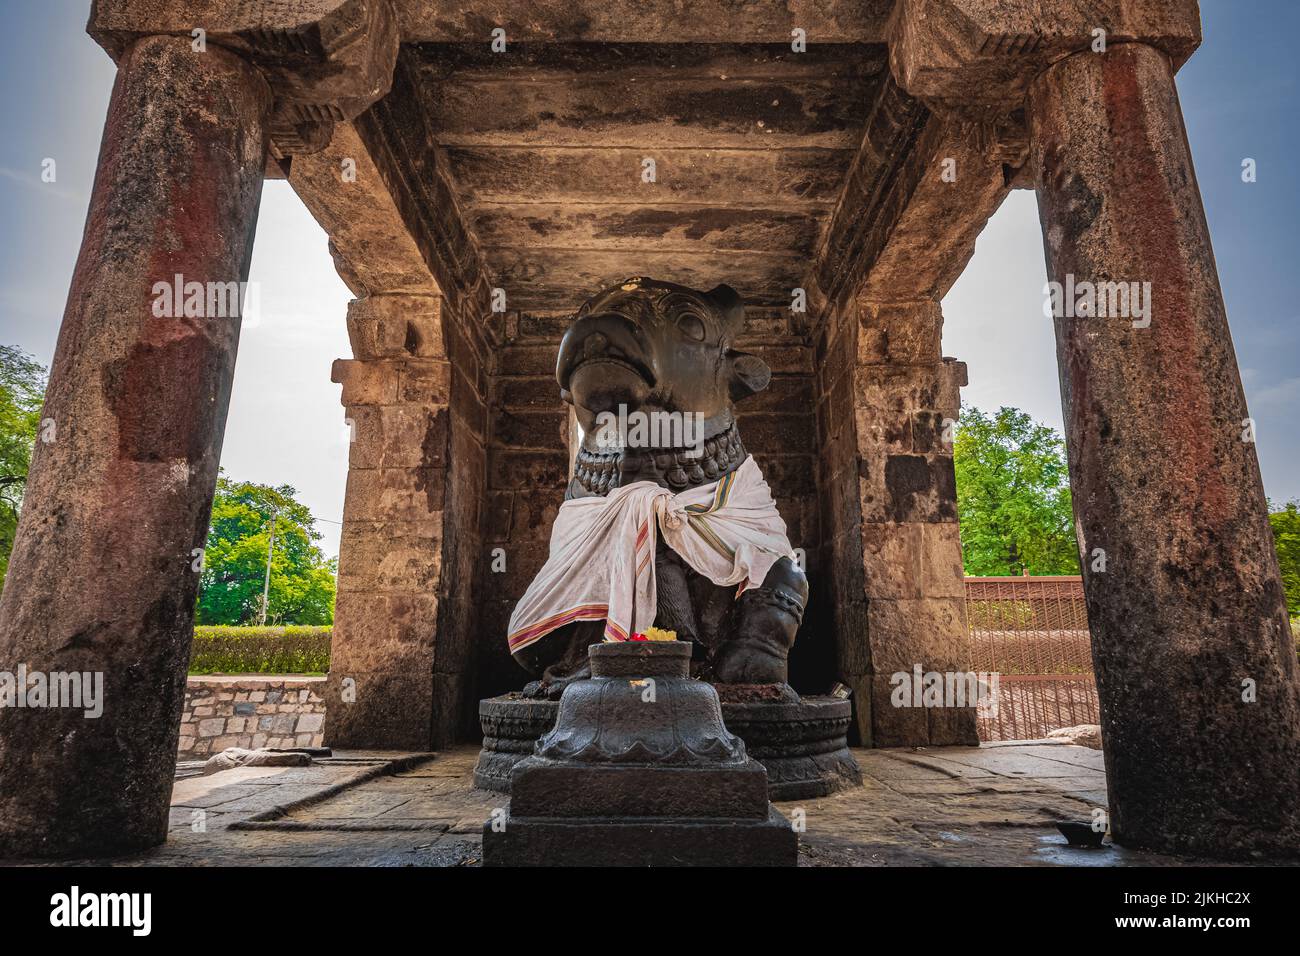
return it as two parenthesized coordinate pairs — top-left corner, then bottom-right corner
(0, 347), (47, 593)
(1269, 500), (1300, 617)
(197, 476), (336, 626)
(953, 405), (1080, 576)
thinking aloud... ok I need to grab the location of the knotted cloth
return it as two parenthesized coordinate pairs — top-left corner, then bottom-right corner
(507, 456), (794, 654)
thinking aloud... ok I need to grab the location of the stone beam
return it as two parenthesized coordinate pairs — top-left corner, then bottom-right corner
(288, 120), (437, 296)
(391, 0), (895, 43)
(888, 0), (1202, 107)
(352, 49), (496, 330)
(809, 76), (1022, 311)
(89, 0), (400, 153)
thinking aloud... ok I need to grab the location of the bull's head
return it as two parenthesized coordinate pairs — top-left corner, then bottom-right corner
(556, 277), (771, 446)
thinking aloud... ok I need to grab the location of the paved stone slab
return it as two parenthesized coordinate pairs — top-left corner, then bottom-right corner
(0, 743), (1230, 867)
(918, 748), (1103, 779)
(867, 751), (997, 780)
(1009, 744), (1107, 771)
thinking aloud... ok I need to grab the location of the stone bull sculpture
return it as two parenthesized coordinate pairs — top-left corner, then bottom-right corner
(507, 277), (808, 699)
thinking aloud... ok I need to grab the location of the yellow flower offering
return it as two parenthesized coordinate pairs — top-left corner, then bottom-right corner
(643, 626), (677, 642)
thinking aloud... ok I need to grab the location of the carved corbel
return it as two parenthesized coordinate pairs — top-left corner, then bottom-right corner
(89, 0), (400, 156)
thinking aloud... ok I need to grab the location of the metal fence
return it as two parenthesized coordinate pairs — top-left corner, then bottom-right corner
(964, 575), (1099, 742)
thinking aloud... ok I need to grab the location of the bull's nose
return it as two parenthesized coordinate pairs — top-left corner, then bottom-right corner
(583, 332), (609, 359)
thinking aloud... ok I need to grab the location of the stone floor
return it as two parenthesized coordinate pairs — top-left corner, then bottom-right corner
(9, 741), (1212, 866)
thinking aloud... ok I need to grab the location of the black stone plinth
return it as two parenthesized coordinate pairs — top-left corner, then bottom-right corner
(482, 642), (798, 867)
(722, 696), (862, 800)
(474, 692), (861, 800)
(474, 695), (558, 792)
(482, 805), (797, 867)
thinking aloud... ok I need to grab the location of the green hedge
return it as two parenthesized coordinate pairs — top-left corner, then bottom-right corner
(189, 626), (331, 675)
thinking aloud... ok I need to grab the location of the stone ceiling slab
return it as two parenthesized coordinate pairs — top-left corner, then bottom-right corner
(398, 41), (889, 311)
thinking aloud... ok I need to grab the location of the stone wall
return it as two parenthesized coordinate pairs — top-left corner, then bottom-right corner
(178, 676), (325, 760)
(479, 309), (573, 702)
(730, 307), (828, 691)
(433, 289), (490, 744)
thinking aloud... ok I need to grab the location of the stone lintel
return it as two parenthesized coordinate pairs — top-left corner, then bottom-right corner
(290, 123), (439, 296)
(859, 113), (1024, 301)
(394, 0), (895, 43)
(888, 0), (1202, 108)
(353, 51), (495, 331)
(810, 82), (1020, 314)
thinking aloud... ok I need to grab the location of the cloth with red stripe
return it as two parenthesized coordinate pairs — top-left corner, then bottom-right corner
(507, 455), (793, 655)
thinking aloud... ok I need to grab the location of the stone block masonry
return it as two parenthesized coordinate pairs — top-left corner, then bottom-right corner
(178, 677), (325, 760)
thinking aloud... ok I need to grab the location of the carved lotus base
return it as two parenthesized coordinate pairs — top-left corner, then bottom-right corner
(475, 688), (861, 801)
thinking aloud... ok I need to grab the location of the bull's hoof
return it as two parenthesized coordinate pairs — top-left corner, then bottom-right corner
(711, 642), (787, 685)
(522, 663), (592, 700)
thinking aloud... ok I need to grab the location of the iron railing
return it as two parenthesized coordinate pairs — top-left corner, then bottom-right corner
(964, 575), (1099, 741)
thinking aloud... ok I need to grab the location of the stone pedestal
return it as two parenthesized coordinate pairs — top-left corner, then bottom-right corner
(720, 696), (862, 799)
(482, 642), (798, 867)
(474, 696), (560, 792)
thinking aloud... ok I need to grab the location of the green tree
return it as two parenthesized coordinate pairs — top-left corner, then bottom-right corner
(0, 346), (48, 592)
(1269, 500), (1300, 617)
(197, 476), (337, 625)
(953, 404), (1080, 576)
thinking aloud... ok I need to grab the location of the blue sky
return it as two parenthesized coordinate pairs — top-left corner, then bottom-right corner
(1, 2), (1296, 558)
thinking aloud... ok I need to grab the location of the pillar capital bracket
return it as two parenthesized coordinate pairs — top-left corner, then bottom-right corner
(89, 0), (399, 156)
(887, 0), (1202, 109)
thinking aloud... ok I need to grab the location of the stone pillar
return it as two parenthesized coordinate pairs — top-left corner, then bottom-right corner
(817, 296), (975, 748)
(852, 301), (976, 747)
(0, 36), (268, 857)
(326, 293), (450, 751)
(1030, 43), (1300, 856)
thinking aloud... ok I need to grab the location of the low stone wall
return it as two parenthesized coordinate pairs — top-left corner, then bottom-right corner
(179, 676), (326, 759)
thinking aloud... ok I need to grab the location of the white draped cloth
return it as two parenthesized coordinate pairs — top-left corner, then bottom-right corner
(508, 456), (794, 654)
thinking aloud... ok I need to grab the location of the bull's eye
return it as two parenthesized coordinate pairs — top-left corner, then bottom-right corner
(677, 313), (706, 342)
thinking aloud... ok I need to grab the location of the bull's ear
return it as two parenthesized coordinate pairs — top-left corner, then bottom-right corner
(706, 284), (745, 335)
(727, 349), (771, 401)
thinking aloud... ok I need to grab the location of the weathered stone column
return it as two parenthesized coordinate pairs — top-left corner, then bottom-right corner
(0, 36), (269, 857)
(1030, 43), (1300, 856)
(326, 294), (450, 750)
(852, 301), (975, 747)
(817, 295), (975, 748)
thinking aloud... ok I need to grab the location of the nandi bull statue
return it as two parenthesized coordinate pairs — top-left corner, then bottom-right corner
(506, 277), (808, 699)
